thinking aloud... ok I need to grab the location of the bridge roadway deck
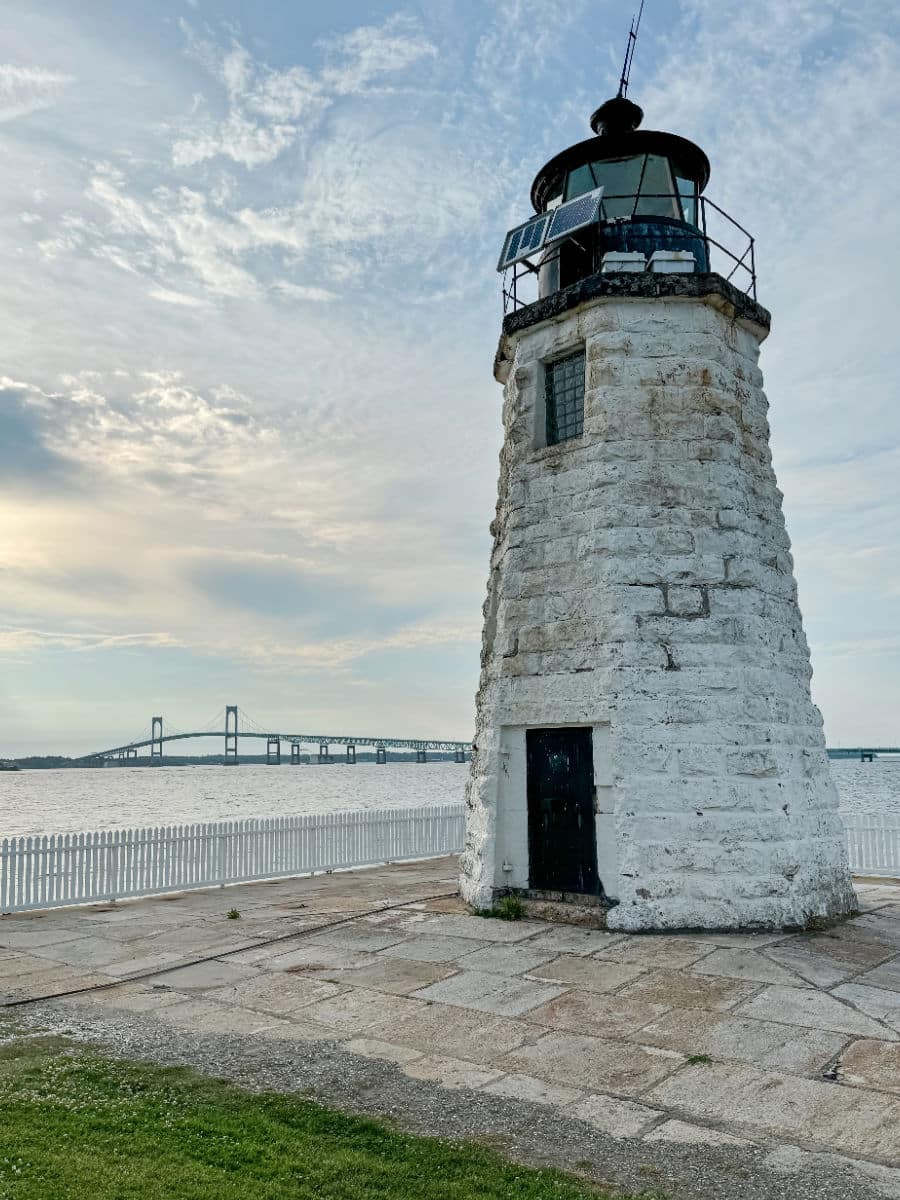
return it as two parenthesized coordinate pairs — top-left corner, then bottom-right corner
(82, 730), (474, 761)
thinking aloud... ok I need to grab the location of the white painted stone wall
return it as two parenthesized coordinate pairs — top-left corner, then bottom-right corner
(459, 289), (857, 930)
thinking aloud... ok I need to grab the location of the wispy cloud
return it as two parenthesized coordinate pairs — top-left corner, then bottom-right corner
(172, 14), (435, 169)
(0, 64), (72, 123)
(0, 627), (181, 654)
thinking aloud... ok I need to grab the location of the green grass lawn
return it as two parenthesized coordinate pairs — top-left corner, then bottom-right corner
(0, 1036), (660, 1200)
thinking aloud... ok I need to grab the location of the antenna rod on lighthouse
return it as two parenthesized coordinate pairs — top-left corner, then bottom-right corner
(618, 0), (645, 98)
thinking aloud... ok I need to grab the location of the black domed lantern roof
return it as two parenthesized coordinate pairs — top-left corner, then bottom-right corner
(530, 94), (710, 214)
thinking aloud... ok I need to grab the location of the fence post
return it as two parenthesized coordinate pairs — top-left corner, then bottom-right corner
(108, 835), (119, 903)
(217, 827), (226, 887)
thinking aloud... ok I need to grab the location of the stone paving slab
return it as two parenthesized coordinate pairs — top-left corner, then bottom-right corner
(452, 943), (557, 976)
(500, 1030), (685, 1096)
(368, 999), (531, 1062)
(839, 1039), (900, 1095)
(411, 968), (566, 1017)
(403, 1053), (503, 1091)
(522, 926), (625, 956)
(594, 935), (713, 971)
(205, 971), (341, 1016)
(737, 983), (899, 1039)
(648, 1060), (900, 1160)
(377, 933), (490, 962)
(763, 942), (875, 987)
(325, 956), (456, 996)
(833, 982), (900, 1033)
(691, 946), (808, 986)
(618, 967), (759, 1012)
(568, 1092), (662, 1138)
(525, 988), (668, 1039)
(3, 860), (900, 1181)
(636, 1007), (848, 1073)
(645, 1119), (753, 1148)
(528, 954), (647, 993)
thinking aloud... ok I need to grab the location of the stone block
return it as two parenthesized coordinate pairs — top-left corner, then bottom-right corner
(151, 960), (256, 992)
(643, 1119), (751, 1147)
(501, 1031), (684, 1097)
(618, 968), (757, 1012)
(648, 1060), (900, 1160)
(691, 948), (807, 987)
(483, 1072), (583, 1108)
(330, 957), (456, 996)
(528, 955), (646, 993)
(831, 983), (900, 1034)
(369, 1000), (529, 1063)
(637, 1006), (847, 1073)
(570, 1093), (661, 1138)
(839, 1039), (900, 1094)
(526, 989), (668, 1039)
(403, 1054), (503, 1091)
(736, 985), (898, 1040)
(344, 1038), (424, 1066)
(411, 969), (565, 1018)
(301, 988), (424, 1033)
(454, 944), (556, 977)
(206, 971), (340, 1016)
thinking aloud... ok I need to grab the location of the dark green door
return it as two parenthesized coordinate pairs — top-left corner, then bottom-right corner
(526, 727), (599, 894)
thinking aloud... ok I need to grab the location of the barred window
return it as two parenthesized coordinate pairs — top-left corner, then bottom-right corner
(545, 350), (585, 445)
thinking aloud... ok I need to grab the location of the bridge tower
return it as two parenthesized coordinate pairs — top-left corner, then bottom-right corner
(151, 716), (163, 764)
(225, 705), (239, 764)
(460, 89), (856, 930)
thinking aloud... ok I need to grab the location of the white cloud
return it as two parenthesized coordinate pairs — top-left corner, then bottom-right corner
(148, 285), (209, 307)
(0, 627), (181, 654)
(0, 64), (72, 123)
(172, 15), (435, 170)
(319, 14), (437, 96)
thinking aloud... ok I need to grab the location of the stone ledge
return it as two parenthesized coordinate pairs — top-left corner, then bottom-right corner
(496, 271), (771, 381)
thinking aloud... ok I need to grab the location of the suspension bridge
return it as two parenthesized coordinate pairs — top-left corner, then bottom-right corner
(76, 706), (473, 766)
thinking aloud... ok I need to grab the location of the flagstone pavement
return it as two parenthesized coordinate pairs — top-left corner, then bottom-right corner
(3, 858), (900, 1194)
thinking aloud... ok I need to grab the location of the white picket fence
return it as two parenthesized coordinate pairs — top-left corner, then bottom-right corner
(1, 805), (896, 915)
(0, 804), (466, 914)
(843, 812), (900, 879)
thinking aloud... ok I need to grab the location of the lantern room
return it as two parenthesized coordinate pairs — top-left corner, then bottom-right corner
(533, 95), (710, 296)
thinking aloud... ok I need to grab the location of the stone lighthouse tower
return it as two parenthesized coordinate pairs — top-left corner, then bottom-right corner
(459, 91), (856, 931)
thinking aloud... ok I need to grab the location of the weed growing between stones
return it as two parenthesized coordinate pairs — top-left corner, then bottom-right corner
(475, 894), (525, 921)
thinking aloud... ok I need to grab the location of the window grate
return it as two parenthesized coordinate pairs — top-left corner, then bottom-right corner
(545, 350), (585, 445)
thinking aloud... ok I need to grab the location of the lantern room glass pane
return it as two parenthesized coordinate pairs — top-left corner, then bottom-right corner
(593, 156), (644, 219)
(564, 163), (598, 201)
(676, 175), (698, 226)
(545, 350), (585, 446)
(634, 154), (679, 218)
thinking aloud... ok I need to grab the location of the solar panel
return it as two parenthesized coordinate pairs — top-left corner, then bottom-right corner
(546, 187), (604, 244)
(496, 212), (552, 272)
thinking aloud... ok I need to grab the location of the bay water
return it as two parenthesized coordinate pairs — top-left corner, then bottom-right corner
(0, 757), (898, 840)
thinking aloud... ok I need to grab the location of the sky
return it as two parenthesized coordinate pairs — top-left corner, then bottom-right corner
(1, 0), (899, 756)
